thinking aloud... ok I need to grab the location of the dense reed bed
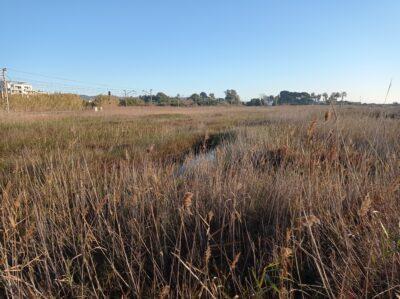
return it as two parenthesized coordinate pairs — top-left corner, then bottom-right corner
(5, 94), (85, 112)
(0, 106), (399, 298)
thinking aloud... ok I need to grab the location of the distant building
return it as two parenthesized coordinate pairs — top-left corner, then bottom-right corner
(1, 81), (34, 95)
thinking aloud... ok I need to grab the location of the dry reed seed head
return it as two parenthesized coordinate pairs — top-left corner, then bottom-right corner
(285, 228), (292, 243)
(13, 194), (22, 210)
(3, 181), (12, 196)
(202, 133), (210, 150)
(390, 177), (400, 193)
(152, 174), (159, 184)
(208, 210), (214, 221)
(280, 287), (289, 297)
(230, 252), (241, 270)
(324, 110), (331, 122)
(281, 247), (293, 259)
(232, 210), (242, 222)
(359, 193), (372, 218)
(204, 245), (212, 266)
(328, 145), (338, 162)
(147, 144), (155, 153)
(131, 194), (138, 204)
(182, 192), (193, 209)
(124, 148), (130, 160)
(159, 285), (170, 299)
(23, 226), (35, 241)
(8, 215), (17, 229)
(299, 215), (321, 228)
(307, 119), (317, 141)
(96, 196), (109, 213)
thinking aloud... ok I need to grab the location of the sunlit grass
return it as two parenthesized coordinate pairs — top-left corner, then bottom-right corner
(0, 105), (399, 297)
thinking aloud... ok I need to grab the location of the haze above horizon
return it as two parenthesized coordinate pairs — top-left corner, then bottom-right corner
(2, 0), (399, 103)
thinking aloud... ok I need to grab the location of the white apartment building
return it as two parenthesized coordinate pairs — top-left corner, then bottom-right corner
(1, 81), (34, 95)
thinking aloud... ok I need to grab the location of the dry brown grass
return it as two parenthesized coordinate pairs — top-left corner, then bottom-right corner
(4, 93), (85, 112)
(0, 105), (267, 122)
(0, 105), (399, 298)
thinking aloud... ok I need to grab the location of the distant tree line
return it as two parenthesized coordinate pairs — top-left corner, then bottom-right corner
(93, 89), (351, 107)
(246, 91), (349, 106)
(118, 89), (242, 107)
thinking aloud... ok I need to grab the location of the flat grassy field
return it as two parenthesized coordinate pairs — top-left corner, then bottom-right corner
(0, 105), (399, 298)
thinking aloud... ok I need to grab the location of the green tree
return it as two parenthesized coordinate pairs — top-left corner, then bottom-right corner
(322, 93), (329, 102)
(199, 92), (209, 105)
(189, 93), (201, 105)
(200, 92), (208, 99)
(340, 91), (347, 101)
(246, 98), (262, 106)
(154, 92), (170, 105)
(225, 89), (241, 104)
(329, 92), (341, 103)
(278, 91), (314, 105)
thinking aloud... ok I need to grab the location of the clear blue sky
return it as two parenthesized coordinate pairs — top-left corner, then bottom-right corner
(2, 0), (399, 102)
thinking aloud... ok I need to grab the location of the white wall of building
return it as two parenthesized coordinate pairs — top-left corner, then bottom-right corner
(1, 81), (34, 95)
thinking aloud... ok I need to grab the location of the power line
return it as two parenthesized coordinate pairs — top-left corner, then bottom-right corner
(7, 77), (114, 96)
(4, 67), (155, 97)
(7, 67), (136, 91)
(9, 76), (122, 93)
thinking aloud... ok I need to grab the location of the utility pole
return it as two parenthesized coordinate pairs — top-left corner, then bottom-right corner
(123, 89), (128, 106)
(150, 89), (153, 105)
(123, 89), (136, 106)
(0, 72), (3, 101)
(142, 89), (153, 105)
(1, 68), (9, 113)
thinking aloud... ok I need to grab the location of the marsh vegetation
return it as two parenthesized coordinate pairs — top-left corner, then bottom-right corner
(0, 105), (399, 297)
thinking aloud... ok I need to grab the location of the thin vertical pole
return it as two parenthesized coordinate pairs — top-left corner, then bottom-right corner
(2, 68), (9, 113)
